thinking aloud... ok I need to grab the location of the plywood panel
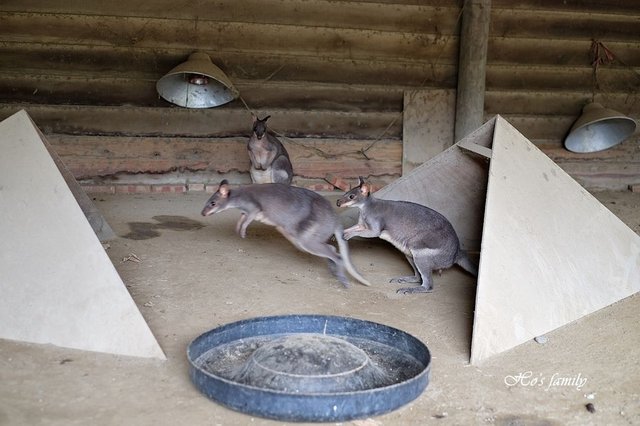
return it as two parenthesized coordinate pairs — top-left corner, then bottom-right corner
(402, 89), (456, 174)
(0, 110), (165, 359)
(471, 116), (640, 364)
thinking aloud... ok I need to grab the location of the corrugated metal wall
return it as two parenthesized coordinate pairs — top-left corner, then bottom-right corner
(0, 0), (638, 190)
(489, 0), (640, 190)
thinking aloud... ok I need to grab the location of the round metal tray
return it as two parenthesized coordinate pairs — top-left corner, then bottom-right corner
(187, 315), (431, 422)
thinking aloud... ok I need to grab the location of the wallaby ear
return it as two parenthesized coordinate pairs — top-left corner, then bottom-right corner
(251, 114), (258, 124)
(358, 176), (365, 187)
(360, 182), (371, 197)
(262, 115), (271, 123)
(218, 180), (230, 197)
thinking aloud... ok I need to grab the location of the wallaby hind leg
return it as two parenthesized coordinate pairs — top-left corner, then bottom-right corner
(326, 258), (343, 281)
(296, 239), (349, 287)
(396, 251), (437, 294)
(389, 254), (421, 284)
(271, 156), (293, 184)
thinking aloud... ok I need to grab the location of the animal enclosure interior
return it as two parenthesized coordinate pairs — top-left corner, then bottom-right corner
(1, 0), (640, 424)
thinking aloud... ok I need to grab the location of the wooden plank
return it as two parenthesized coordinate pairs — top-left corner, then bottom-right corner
(2, 105), (628, 149)
(485, 91), (640, 117)
(489, 38), (640, 67)
(0, 1), (461, 34)
(0, 12), (459, 62)
(491, 8), (639, 41)
(486, 64), (636, 92)
(492, 0), (639, 14)
(559, 162), (640, 191)
(4, 63), (638, 119)
(488, 114), (575, 141)
(236, 82), (403, 113)
(540, 137), (640, 163)
(0, 42), (458, 87)
(402, 89), (456, 174)
(46, 135), (402, 181)
(458, 140), (492, 159)
(0, 104), (403, 139)
(0, 71), (403, 112)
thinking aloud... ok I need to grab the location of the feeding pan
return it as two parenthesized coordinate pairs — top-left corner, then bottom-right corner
(187, 315), (431, 422)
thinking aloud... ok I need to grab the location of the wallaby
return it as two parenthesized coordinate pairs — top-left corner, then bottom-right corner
(336, 177), (477, 294)
(201, 180), (370, 288)
(247, 115), (294, 185)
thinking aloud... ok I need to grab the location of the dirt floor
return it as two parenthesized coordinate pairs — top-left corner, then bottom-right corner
(1, 189), (639, 426)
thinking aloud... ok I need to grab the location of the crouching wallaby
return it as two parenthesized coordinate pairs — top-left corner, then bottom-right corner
(248, 115), (294, 185)
(336, 177), (477, 294)
(201, 180), (370, 288)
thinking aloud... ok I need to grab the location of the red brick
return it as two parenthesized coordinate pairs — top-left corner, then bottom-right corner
(81, 185), (116, 194)
(115, 185), (152, 193)
(306, 183), (334, 192)
(325, 174), (350, 191)
(150, 185), (187, 193)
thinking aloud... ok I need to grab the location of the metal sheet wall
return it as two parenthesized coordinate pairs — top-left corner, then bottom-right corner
(0, 0), (638, 189)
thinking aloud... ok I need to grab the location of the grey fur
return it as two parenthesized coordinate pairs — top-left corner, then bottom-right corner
(248, 115), (294, 184)
(201, 180), (370, 288)
(337, 177), (477, 294)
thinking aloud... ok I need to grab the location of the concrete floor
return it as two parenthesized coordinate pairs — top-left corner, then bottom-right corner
(1, 190), (639, 425)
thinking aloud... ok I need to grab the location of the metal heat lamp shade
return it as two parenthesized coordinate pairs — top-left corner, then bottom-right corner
(564, 102), (637, 153)
(156, 52), (239, 108)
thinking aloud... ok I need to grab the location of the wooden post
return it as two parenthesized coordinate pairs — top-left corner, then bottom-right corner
(454, 0), (491, 142)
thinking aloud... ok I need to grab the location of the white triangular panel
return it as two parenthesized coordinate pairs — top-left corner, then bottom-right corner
(471, 116), (640, 364)
(0, 110), (165, 359)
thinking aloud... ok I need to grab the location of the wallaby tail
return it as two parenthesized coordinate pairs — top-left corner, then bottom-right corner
(456, 250), (479, 277)
(335, 229), (371, 286)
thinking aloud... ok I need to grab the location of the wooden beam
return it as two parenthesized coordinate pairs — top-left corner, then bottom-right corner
(454, 0), (491, 141)
(458, 139), (492, 159)
(46, 135), (402, 181)
(0, 105), (402, 139)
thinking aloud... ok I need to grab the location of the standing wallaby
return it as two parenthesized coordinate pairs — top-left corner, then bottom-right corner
(336, 177), (477, 294)
(247, 115), (294, 185)
(201, 180), (370, 288)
